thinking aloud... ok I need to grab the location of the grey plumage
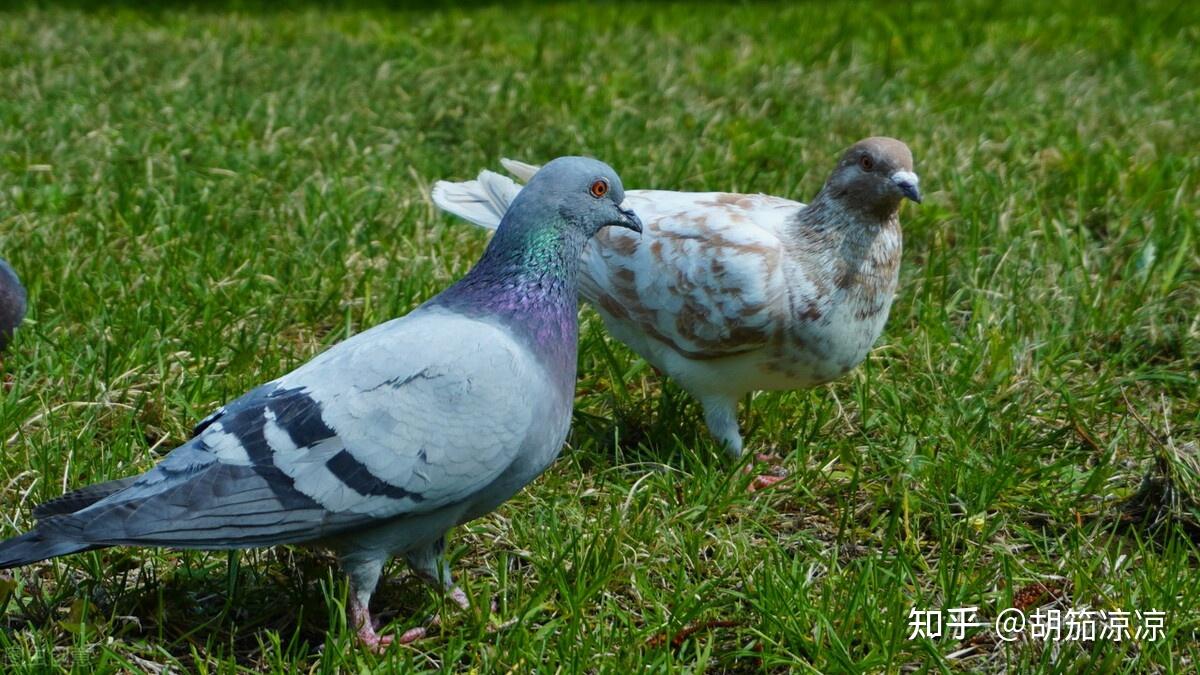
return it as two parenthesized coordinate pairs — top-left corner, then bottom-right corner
(31, 476), (139, 520)
(0, 258), (26, 352)
(0, 156), (642, 649)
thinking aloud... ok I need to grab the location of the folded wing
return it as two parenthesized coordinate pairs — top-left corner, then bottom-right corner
(583, 190), (800, 360)
(42, 311), (536, 549)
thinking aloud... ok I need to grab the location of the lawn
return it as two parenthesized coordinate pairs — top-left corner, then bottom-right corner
(0, 0), (1197, 672)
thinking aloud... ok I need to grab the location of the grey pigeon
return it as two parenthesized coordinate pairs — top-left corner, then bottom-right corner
(433, 138), (919, 490)
(0, 258), (25, 353)
(0, 157), (643, 649)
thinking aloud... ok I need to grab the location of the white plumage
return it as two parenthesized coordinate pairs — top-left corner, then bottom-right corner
(433, 139), (920, 467)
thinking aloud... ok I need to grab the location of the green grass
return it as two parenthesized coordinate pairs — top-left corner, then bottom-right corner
(1, 0), (1197, 671)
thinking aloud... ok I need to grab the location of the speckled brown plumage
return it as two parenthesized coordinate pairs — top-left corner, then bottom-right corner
(432, 137), (921, 460)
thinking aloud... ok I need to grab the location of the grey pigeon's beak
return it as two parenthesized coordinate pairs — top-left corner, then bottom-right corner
(891, 170), (922, 204)
(617, 202), (644, 234)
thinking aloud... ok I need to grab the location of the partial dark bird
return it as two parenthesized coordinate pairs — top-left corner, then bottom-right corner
(0, 157), (643, 649)
(433, 138), (919, 490)
(0, 258), (26, 353)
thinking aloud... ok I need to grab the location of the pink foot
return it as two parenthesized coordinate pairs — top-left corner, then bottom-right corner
(351, 586), (482, 648)
(357, 624), (395, 652)
(743, 453), (787, 493)
(748, 474), (787, 492)
(449, 586), (470, 611)
(398, 626), (428, 644)
(352, 598), (396, 652)
(398, 608), (449, 644)
(356, 610), (438, 648)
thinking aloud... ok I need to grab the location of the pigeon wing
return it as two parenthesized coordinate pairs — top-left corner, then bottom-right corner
(45, 311), (540, 549)
(582, 190), (801, 360)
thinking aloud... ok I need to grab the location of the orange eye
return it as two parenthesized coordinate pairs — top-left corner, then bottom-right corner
(859, 154), (875, 171)
(590, 179), (609, 198)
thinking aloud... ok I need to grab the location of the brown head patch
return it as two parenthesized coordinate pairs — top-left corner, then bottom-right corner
(815, 137), (918, 221)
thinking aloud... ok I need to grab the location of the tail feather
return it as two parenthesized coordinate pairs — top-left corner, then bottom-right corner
(431, 158), (544, 230)
(0, 527), (96, 569)
(32, 476), (140, 520)
(499, 157), (540, 182)
(431, 169), (521, 231)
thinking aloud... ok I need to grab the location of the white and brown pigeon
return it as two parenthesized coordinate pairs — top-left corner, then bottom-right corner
(432, 138), (920, 489)
(0, 157), (643, 649)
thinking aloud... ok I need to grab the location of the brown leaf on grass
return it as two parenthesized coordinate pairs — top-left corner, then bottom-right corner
(647, 619), (741, 649)
(1073, 419), (1102, 453)
(1012, 580), (1070, 612)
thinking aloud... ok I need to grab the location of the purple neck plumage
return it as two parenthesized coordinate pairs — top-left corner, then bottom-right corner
(431, 220), (585, 388)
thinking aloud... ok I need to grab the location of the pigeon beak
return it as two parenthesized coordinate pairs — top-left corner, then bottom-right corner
(616, 202), (644, 234)
(891, 170), (922, 204)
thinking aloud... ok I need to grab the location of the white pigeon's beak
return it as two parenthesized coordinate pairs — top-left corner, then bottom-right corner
(617, 201), (644, 234)
(891, 170), (921, 204)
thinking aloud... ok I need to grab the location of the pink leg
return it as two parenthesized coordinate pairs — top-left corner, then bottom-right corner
(743, 453), (788, 493)
(351, 594), (394, 652)
(449, 586), (470, 611)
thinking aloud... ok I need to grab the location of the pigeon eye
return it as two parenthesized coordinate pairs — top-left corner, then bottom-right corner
(590, 179), (609, 199)
(859, 155), (875, 171)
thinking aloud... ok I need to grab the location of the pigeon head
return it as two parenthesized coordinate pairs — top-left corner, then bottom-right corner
(433, 157), (642, 374)
(821, 137), (920, 220)
(506, 156), (643, 239)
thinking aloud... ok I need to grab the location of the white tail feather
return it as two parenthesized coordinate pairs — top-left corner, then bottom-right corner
(431, 170), (522, 230)
(499, 158), (540, 182)
(431, 159), (547, 230)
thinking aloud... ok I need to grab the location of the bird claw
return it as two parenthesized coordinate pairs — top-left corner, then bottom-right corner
(742, 453), (788, 493)
(449, 586), (470, 611)
(397, 626), (428, 644)
(357, 626), (395, 652)
(356, 589), (506, 648)
(747, 474), (787, 493)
